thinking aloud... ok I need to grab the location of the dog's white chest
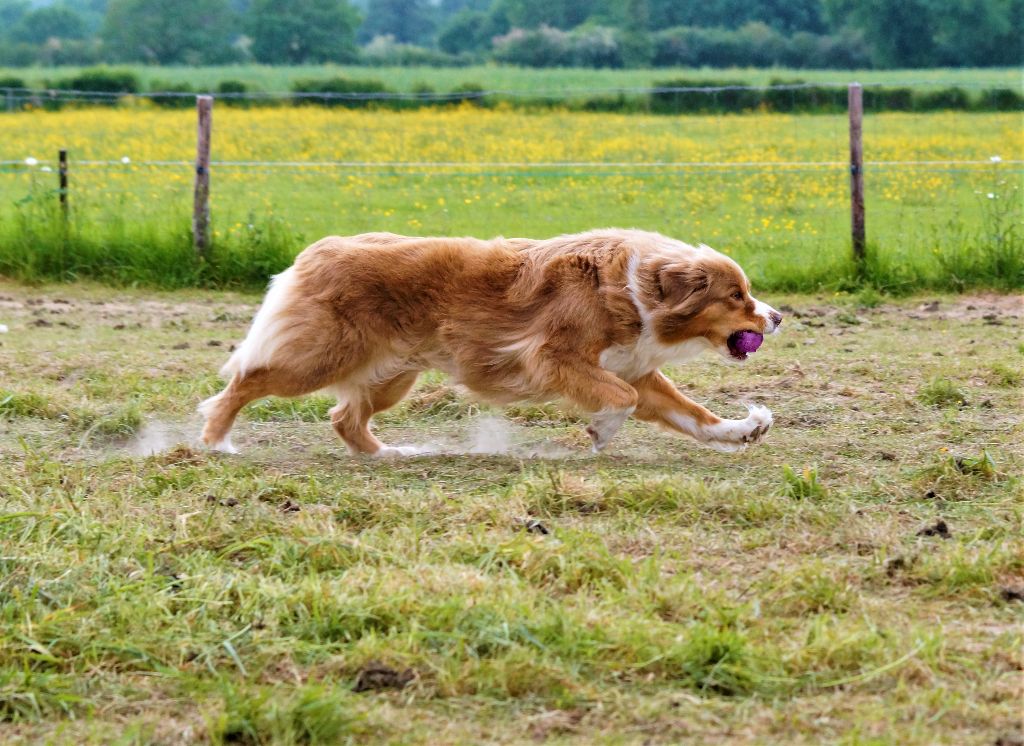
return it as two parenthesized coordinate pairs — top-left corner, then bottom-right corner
(599, 334), (708, 381)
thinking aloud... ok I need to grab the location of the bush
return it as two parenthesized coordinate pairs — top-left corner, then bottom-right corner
(216, 79), (252, 108)
(147, 80), (194, 109)
(493, 26), (574, 67)
(650, 78), (759, 114)
(361, 34), (470, 67)
(53, 68), (139, 94)
(915, 87), (970, 111)
(863, 87), (913, 111)
(977, 88), (1024, 111)
(291, 77), (390, 108)
(447, 82), (487, 107)
(652, 24), (871, 69)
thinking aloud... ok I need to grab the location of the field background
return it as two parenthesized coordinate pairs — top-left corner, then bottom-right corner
(1, 104), (1021, 292)
(0, 281), (1021, 744)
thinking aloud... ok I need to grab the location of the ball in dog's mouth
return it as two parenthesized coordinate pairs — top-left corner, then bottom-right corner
(727, 330), (763, 360)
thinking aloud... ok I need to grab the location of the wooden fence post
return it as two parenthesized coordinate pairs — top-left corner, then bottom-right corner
(193, 95), (213, 258)
(848, 83), (865, 268)
(58, 149), (68, 221)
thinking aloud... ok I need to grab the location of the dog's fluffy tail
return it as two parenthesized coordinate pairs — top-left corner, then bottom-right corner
(220, 267), (299, 380)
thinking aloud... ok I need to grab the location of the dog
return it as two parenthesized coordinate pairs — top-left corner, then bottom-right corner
(199, 229), (782, 456)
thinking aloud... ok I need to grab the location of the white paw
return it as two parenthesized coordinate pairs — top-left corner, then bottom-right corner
(586, 406), (635, 453)
(373, 445), (422, 458)
(702, 404), (773, 451)
(210, 436), (239, 454)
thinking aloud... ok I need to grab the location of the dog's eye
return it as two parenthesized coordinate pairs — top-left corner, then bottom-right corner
(731, 291), (744, 301)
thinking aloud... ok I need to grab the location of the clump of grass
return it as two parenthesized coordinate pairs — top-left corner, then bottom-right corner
(658, 623), (764, 697)
(214, 683), (362, 745)
(781, 465), (826, 499)
(950, 450), (998, 479)
(397, 384), (478, 420)
(0, 390), (55, 419)
(769, 563), (855, 616)
(987, 362), (1022, 387)
(855, 286), (884, 308)
(917, 376), (967, 407)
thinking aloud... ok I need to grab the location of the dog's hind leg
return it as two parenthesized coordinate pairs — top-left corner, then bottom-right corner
(199, 366), (332, 452)
(330, 370), (420, 456)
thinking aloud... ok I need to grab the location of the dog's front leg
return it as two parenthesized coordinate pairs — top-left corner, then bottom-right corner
(632, 370), (772, 452)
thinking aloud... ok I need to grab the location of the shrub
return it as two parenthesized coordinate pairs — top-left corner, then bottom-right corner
(447, 82), (487, 107)
(52, 67), (139, 94)
(977, 88), (1024, 111)
(217, 79), (251, 108)
(493, 26), (574, 67)
(147, 80), (194, 109)
(864, 87), (913, 111)
(915, 87), (970, 111)
(361, 34), (469, 67)
(650, 78), (758, 114)
(291, 77), (390, 108)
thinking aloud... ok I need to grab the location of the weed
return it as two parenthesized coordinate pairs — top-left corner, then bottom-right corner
(781, 465), (827, 499)
(917, 377), (967, 407)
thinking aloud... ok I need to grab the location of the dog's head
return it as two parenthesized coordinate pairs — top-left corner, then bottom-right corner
(646, 244), (782, 362)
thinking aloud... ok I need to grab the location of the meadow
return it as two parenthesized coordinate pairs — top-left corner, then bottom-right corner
(0, 106), (1021, 292)
(0, 280), (1021, 744)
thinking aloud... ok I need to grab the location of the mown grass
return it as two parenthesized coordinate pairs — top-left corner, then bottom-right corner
(0, 281), (1021, 743)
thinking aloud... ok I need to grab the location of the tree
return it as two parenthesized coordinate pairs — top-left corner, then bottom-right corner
(246, 0), (360, 63)
(102, 0), (238, 64)
(12, 5), (87, 44)
(0, 0), (29, 38)
(358, 0), (433, 45)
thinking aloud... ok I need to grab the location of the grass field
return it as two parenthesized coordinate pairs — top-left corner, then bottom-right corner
(1, 107), (1021, 292)
(1, 64), (1019, 93)
(0, 280), (1021, 744)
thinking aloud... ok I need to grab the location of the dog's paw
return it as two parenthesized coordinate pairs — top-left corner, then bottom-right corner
(373, 445), (422, 458)
(208, 436), (239, 454)
(702, 404), (773, 451)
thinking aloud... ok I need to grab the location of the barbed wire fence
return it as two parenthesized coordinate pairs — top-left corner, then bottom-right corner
(1, 80), (1020, 277)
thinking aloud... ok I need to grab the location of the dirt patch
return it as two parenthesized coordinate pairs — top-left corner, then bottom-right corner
(916, 519), (951, 539)
(353, 663), (416, 693)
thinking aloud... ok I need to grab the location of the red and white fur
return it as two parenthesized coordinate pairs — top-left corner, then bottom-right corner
(199, 229), (782, 456)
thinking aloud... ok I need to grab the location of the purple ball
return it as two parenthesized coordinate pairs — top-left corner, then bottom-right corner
(734, 331), (764, 354)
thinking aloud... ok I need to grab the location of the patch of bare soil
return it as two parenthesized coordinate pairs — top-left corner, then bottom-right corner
(353, 663), (416, 692)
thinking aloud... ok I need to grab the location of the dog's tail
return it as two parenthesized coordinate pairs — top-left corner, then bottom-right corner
(220, 266), (300, 380)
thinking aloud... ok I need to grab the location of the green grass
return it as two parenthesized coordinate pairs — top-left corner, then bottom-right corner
(1, 63), (1019, 94)
(0, 280), (1021, 743)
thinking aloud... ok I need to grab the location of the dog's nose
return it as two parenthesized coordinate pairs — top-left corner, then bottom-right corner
(770, 311), (783, 328)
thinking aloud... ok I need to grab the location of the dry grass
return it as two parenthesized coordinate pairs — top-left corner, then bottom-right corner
(0, 280), (1021, 744)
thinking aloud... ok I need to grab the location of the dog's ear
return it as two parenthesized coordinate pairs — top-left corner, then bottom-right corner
(657, 260), (710, 316)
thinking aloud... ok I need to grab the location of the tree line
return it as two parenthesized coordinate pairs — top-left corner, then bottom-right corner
(0, 0), (1020, 69)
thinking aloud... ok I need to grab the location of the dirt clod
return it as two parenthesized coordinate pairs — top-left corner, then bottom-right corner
(994, 731), (1024, 746)
(917, 519), (950, 539)
(353, 663), (415, 692)
(885, 556), (908, 576)
(171, 342), (190, 350)
(924, 489), (937, 499)
(31, 318), (53, 327)
(524, 519), (550, 535)
(999, 586), (1024, 603)
(280, 499), (301, 513)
